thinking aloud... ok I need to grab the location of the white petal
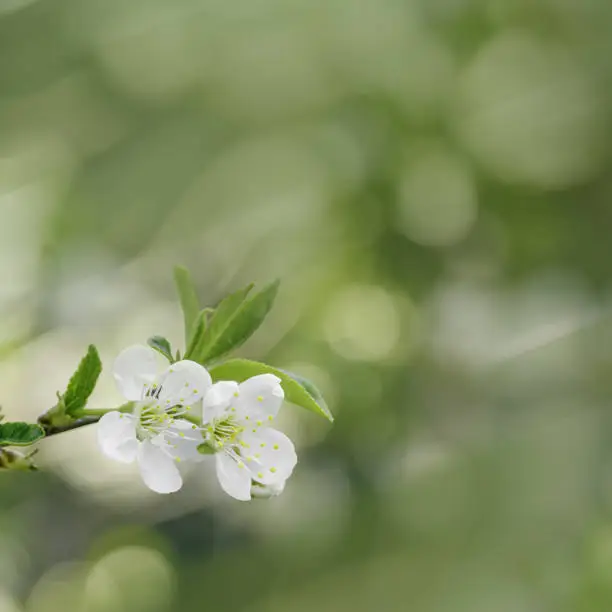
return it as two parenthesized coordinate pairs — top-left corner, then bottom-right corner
(240, 427), (297, 486)
(137, 440), (183, 494)
(165, 419), (205, 462)
(202, 381), (239, 423)
(215, 452), (251, 501)
(97, 411), (138, 464)
(156, 360), (212, 409)
(114, 345), (161, 401)
(234, 374), (284, 426)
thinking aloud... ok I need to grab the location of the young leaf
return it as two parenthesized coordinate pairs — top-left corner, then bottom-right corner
(63, 345), (103, 417)
(174, 266), (201, 346)
(190, 284), (252, 361)
(147, 335), (173, 362)
(197, 280), (279, 364)
(209, 359), (333, 422)
(0, 422), (45, 446)
(184, 309), (209, 360)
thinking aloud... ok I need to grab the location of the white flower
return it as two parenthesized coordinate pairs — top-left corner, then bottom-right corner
(98, 345), (212, 494)
(201, 374), (297, 501)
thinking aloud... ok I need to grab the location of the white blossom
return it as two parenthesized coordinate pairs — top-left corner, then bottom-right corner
(97, 345), (212, 493)
(201, 374), (297, 501)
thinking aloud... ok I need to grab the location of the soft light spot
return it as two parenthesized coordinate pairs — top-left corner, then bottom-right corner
(456, 31), (606, 188)
(395, 145), (477, 247)
(84, 546), (174, 612)
(324, 284), (401, 362)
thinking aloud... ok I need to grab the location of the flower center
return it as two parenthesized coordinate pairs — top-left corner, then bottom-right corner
(206, 416), (243, 451)
(133, 402), (170, 440)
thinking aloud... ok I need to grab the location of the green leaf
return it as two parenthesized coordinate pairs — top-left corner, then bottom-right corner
(279, 369), (331, 420)
(184, 309), (208, 360)
(0, 422), (45, 446)
(209, 359), (333, 422)
(174, 266), (201, 346)
(198, 280), (279, 363)
(63, 345), (103, 417)
(147, 335), (173, 362)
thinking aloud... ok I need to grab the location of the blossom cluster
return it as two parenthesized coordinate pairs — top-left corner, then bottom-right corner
(98, 345), (297, 500)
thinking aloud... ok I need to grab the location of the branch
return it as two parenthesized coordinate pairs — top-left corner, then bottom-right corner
(42, 416), (100, 438)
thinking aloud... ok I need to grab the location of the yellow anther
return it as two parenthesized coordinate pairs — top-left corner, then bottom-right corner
(193, 389), (198, 394)
(179, 398), (185, 403)
(237, 461), (245, 469)
(268, 415), (273, 421)
(257, 395), (264, 402)
(260, 443), (266, 448)
(255, 453), (261, 459)
(273, 444), (279, 450)
(192, 425), (197, 430)
(233, 391), (239, 397)
(246, 456), (253, 462)
(270, 467), (277, 473)
(231, 407), (236, 412)
(179, 433), (185, 438)
(176, 457), (181, 463)
(245, 416), (250, 420)
(256, 420), (263, 427)
(252, 429), (257, 433)
(257, 472), (263, 479)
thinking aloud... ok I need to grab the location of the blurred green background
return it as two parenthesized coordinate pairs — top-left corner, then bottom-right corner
(1, 0), (612, 610)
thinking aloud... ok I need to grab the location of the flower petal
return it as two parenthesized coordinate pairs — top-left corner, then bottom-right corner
(137, 440), (182, 494)
(97, 411), (138, 464)
(240, 427), (297, 486)
(114, 345), (161, 401)
(234, 374), (284, 426)
(165, 419), (205, 462)
(156, 360), (212, 409)
(215, 452), (251, 501)
(202, 381), (239, 423)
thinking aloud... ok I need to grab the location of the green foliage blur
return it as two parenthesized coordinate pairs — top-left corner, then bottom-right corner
(1, 0), (612, 610)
